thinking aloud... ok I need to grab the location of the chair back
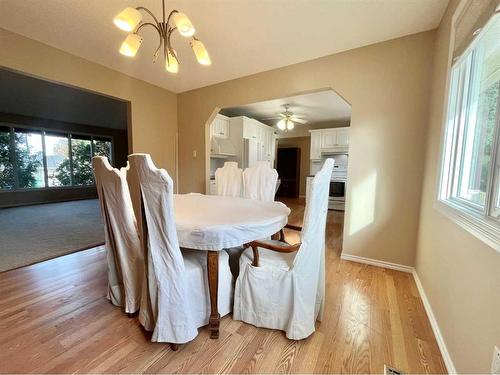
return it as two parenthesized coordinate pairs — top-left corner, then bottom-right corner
(292, 158), (333, 322)
(92, 156), (143, 313)
(242, 161), (279, 201)
(294, 158), (334, 267)
(215, 161), (242, 197)
(127, 153), (197, 342)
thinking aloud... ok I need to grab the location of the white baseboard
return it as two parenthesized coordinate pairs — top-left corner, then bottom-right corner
(340, 252), (456, 373)
(412, 270), (456, 374)
(340, 253), (414, 273)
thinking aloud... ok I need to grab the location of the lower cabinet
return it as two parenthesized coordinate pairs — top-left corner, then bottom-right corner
(209, 180), (216, 195)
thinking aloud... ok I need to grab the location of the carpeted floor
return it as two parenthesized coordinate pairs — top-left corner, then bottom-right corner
(0, 199), (104, 272)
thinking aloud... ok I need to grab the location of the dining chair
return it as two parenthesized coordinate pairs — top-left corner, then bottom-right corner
(215, 161), (243, 197)
(92, 156), (144, 316)
(127, 153), (233, 348)
(242, 161), (279, 202)
(233, 158), (334, 340)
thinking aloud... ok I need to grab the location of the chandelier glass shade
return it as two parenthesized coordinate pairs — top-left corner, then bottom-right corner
(277, 118), (295, 131)
(113, 0), (210, 73)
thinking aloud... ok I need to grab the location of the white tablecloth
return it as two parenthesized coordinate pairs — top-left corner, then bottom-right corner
(173, 194), (291, 250)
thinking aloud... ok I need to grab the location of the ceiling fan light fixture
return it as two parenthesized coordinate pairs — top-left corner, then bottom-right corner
(277, 119), (286, 130)
(191, 38), (211, 65)
(286, 119), (294, 130)
(119, 34), (143, 57)
(166, 49), (179, 73)
(172, 11), (196, 37)
(114, 7), (142, 32)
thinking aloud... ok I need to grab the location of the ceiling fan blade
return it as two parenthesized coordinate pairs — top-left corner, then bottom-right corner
(292, 117), (308, 124)
(260, 116), (282, 120)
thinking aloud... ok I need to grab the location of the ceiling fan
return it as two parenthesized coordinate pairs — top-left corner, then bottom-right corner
(262, 104), (307, 131)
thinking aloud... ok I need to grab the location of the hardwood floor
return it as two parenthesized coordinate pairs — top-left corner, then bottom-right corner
(0, 197), (446, 374)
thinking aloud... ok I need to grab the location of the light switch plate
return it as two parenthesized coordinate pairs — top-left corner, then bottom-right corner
(492, 346), (500, 375)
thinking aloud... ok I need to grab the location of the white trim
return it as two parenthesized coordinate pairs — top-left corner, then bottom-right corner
(436, 200), (500, 252)
(340, 253), (457, 373)
(412, 270), (457, 374)
(339, 253), (413, 273)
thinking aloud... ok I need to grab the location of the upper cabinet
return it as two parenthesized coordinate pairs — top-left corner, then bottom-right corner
(310, 131), (322, 160)
(211, 114), (230, 139)
(336, 128), (350, 147)
(242, 118), (260, 140)
(310, 127), (350, 160)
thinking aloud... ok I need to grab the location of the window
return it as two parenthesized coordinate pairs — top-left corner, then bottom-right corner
(0, 126), (14, 190)
(0, 125), (114, 191)
(71, 136), (94, 186)
(93, 137), (113, 163)
(45, 132), (70, 187)
(15, 129), (45, 188)
(439, 11), (500, 246)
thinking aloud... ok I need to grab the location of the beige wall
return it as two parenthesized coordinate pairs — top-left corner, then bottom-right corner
(178, 31), (435, 266)
(0, 29), (177, 178)
(415, 0), (500, 372)
(277, 137), (310, 196)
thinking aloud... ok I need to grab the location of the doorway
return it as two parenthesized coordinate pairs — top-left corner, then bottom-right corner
(276, 147), (300, 198)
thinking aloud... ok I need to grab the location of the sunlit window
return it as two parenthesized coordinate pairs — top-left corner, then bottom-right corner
(14, 129), (45, 189)
(0, 126), (14, 190)
(71, 136), (94, 186)
(439, 12), (500, 241)
(0, 126), (114, 190)
(93, 137), (113, 163)
(45, 132), (70, 187)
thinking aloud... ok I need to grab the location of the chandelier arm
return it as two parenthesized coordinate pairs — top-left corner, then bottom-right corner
(166, 10), (179, 30)
(166, 27), (179, 63)
(136, 6), (160, 25)
(135, 22), (161, 36)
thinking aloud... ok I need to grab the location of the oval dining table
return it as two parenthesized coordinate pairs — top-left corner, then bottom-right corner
(173, 193), (291, 338)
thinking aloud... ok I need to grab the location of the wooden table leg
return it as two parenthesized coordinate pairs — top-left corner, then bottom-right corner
(207, 251), (220, 339)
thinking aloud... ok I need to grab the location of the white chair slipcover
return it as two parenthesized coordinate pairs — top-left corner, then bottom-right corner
(127, 153), (233, 344)
(233, 158), (334, 340)
(92, 156), (143, 314)
(215, 161), (242, 197)
(242, 161), (279, 202)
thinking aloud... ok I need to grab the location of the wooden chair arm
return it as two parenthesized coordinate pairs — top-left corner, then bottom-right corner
(248, 240), (301, 267)
(271, 224), (302, 243)
(285, 223), (302, 231)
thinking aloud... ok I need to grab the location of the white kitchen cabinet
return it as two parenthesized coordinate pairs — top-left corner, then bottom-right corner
(336, 128), (350, 147)
(211, 114), (230, 139)
(310, 127), (350, 160)
(306, 176), (313, 202)
(243, 119), (258, 140)
(321, 129), (338, 149)
(209, 180), (217, 195)
(310, 131), (322, 160)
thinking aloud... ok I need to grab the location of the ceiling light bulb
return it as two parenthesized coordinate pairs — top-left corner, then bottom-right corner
(114, 7), (142, 32)
(172, 12), (195, 37)
(277, 120), (286, 130)
(166, 49), (179, 73)
(190, 38), (211, 66)
(119, 34), (143, 57)
(286, 120), (294, 130)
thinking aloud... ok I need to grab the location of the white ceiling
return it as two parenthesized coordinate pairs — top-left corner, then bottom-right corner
(0, 0), (449, 93)
(220, 90), (351, 124)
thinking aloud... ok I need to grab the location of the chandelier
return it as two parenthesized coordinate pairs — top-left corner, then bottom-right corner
(113, 0), (211, 73)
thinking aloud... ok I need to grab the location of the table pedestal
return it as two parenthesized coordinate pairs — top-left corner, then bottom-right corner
(207, 251), (220, 339)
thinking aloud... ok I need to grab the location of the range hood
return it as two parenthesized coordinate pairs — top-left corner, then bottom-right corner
(211, 137), (236, 157)
(321, 146), (348, 155)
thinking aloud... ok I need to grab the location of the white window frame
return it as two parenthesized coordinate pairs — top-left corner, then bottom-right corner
(436, 8), (500, 252)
